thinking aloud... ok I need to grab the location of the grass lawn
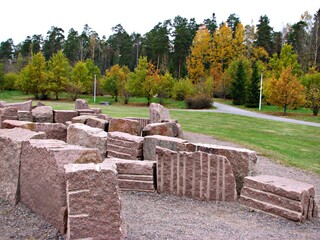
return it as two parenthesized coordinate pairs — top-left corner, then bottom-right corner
(1, 90), (319, 175)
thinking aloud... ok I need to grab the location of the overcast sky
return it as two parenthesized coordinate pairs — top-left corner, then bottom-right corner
(1, 0), (319, 44)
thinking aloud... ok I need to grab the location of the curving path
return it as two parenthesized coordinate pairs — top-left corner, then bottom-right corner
(211, 102), (320, 127)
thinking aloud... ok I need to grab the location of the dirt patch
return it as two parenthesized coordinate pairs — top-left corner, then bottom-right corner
(1, 132), (319, 239)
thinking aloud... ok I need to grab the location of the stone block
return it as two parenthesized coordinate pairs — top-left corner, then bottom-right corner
(143, 135), (189, 161)
(0, 128), (46, 204)
(65, 162), (126, 239)
(1, 119), (35, 131)
(77, 109), (95, 115)
(142, 121), (182, 138)
(71, 115), (96, 124)
(31, 106), (53, 123)
(20, 139), (102, 233)
(75, 99), (89, 109)
(149, 103), (171, 123)
(86, 117), (109, 131)
(67, 123), (108, 158)
(109, 118), (141, 136)
(0, 107), (18, 128)
(3, 100), (32, 111)
(239, 175), (318, 222)
(156, 147), (237, 202)
(107, 132), (144, 160)
(191, 143), (257, 195)
(53, 110), (78, 124)
(18, 111), (33, 122)
(34, 123), (67, 142)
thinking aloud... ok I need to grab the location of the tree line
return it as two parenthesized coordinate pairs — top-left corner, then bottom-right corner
(0, 10), (320, 114)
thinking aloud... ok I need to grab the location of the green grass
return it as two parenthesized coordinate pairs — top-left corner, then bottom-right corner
(1, 90), (319, 175)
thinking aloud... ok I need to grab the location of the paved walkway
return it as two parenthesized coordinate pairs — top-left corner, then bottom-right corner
(210, 102), (320, 127)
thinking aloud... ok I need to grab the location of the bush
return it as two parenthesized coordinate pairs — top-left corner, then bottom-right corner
(185, 94), (213, 109)
(172, 78), (195, 100)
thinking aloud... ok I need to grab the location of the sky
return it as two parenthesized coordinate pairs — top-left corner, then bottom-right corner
(1, 0), (319, 44)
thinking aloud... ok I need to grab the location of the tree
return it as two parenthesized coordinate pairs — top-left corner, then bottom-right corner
(255, 15), (274, 56)
(63, 28), (80, 65)
(226, 13), (241, 37)
(187, 25), (213, 84)
(19, 52), (49, 99)
(265, 67), (305, 114)
(2, 72), (18, 90)
(42, 26), (65, 60)
(48, 50), (71, 99)
(156, 72), (174, 104)
(230, 59), (249, 105)
(0, 38), (14, 62)
(102, 64), (130, 103)
(67, 61), (91, 100)
(301, 71), (320, 115)
(245, 62), (260, 107)
(311, 9), (320, 70)
(203, 13), (217, 33)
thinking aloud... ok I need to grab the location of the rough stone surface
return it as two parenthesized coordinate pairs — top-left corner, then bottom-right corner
(191, 143), (257, 195)
(20, 139), (102, 233)
(109, 118), (141, 136)
(107, 158), (156, 192)
(3, 100), (32, 111)
(71, 115), (96, 124)
(77, 109), (95, 115)
(142, 121), (182, 138)
(0, 128), (46, 205)
(34, 123), (67, 142)
(107, 131), (144, 160)
(149, 103), (171, 123)
(143, 135), (189, 161)
(18, 111), (33, 122)
(74, 99), (89, 110)
(125, 117), (150, 130)
(156, 147), (237, 202)
(67, 123), (108, 158)
(239, 175), (318, 222)
(53, 110), (78, 124)
(65, 162), (127, 240)
(0, 107), (18, 128)
(31, 106), (53, 123)
(1, 119), (35, 131)
(86, 117), (109, 131)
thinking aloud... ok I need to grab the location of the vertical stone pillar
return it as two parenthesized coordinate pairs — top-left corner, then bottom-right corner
(65, 162), (127, 240)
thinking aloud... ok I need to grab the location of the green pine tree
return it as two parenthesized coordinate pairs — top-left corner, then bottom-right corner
(245, 62), (260, 107)
(231, 60), (246, 105)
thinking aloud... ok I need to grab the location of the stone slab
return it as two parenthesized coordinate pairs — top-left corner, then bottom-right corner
(53, 110), (78, 124)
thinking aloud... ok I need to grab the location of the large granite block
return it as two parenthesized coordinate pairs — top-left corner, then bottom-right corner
(34, 123), (67, 141)
(239, 175), (318, 222)
(65, 162), (126, 239)
(31, 106), (53, 123)
(53, 110), (78, 124)
(67, 123), (108, 158)
(0, 128), (46, 204)
(20, 139), (102, 233)
(109, 118), (141, 136)
(143, 135), (188, 161)
(156, 147), (237, 202)
(1, 119), (35, 130)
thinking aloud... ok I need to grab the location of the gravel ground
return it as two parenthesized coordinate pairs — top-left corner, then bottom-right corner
(1, 132), (319, 239)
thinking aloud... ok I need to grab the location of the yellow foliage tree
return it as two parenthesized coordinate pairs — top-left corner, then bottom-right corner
(186, 25), (213, 84)
(265, 67), (305, 114)
(233, 23), (245, 59)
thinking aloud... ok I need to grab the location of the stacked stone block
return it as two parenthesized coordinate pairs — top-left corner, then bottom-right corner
(1, 119), (35, 131)
(125, 117), (150, 130)
(18, 111), (33, 122)
(31, 106), (53, 123)
(0, 128), (46, 204)
(143, 135), (189, 160)
(107, 131), (144, 160)
(53, 110), (78, 124)
(109, 118), (141, 136)
(239, 175), (318, 222)
(3, 100), (32, 111)
(186, 143), (257, 195)
(108, 158), (156, 192)
(67, 123), (108, 158)
(0, 107), (18, 128)
(20, 139), (102, 233)
(65, 162), (127, 240)
(156, 147), (237, 202)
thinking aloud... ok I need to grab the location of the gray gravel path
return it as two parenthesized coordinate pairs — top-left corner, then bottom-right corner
(212, 102), (320, 127)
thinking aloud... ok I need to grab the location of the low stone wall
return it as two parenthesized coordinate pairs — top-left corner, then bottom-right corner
(239, 175), (318, 222)
(65, 162), (127, 239)
(156, 147), (237, 202)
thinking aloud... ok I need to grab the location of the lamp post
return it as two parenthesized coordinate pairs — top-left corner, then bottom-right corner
(259, 72), (263, 111)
